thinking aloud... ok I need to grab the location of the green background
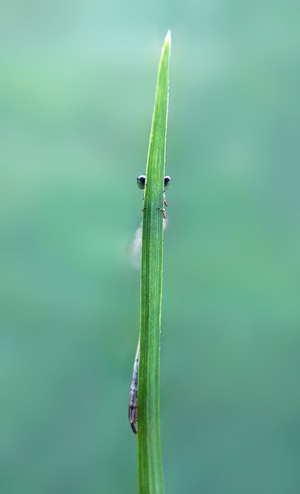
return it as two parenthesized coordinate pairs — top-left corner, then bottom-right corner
(1, 1), (299, 493)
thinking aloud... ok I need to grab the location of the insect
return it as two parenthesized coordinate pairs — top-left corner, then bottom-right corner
(128, 174), (173, 434)
(136, 174), (172, 218)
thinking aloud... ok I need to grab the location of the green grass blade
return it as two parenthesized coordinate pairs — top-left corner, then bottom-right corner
(137, 31), (171, 494)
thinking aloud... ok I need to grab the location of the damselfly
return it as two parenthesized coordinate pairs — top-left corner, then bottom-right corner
(128, 174), (172, 434)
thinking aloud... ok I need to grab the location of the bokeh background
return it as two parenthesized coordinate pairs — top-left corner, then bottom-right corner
(1, 1), (299, 493)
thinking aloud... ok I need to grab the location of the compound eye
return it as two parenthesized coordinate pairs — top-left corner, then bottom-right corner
(164, 175), (172, 188)
(137, 175), (147, 189)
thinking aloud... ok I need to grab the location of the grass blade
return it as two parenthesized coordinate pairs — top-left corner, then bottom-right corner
(137, 31), (171, 494)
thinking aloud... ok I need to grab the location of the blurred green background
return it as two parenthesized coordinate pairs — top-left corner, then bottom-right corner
(1, 1), (299, 493)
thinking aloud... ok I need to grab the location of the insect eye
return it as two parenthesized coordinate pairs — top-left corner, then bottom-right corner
(137, 175), (146, 190)
(164, 175), (172, 188)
